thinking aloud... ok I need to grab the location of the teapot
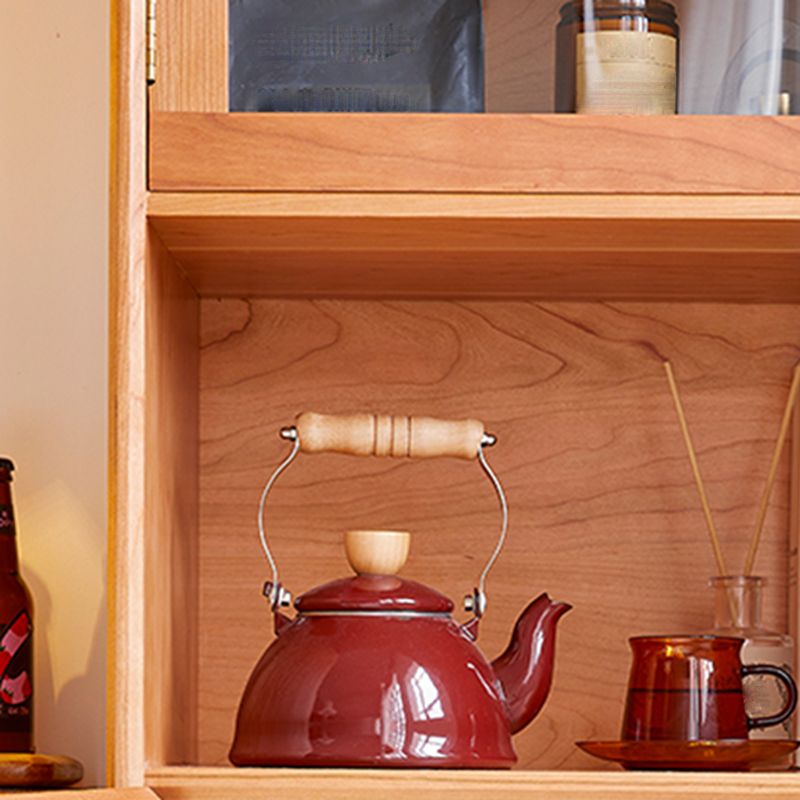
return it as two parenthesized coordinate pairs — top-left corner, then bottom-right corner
(229, 413), (571, 768)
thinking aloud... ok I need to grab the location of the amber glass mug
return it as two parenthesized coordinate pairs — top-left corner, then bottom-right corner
(623, 636), (797, 741)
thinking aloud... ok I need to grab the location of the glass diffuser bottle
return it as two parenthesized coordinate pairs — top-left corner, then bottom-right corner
(556, 0), (679, 114)
(708, 575), (794, 741)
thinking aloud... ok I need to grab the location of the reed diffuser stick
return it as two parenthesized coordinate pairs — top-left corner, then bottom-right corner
(743, 364), (800, 576)
(663, 361), (729, 577)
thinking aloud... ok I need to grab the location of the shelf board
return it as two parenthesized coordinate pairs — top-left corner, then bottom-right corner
(145, 766), (800, 800)
(147, 192), (800, 301)
(149, 113), (800, 195)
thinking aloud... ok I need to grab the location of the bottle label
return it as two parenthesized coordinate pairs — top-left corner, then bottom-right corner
(576, 31), (677, 114)
(0, 505), (14, 536)
(0, 611), (31, 730)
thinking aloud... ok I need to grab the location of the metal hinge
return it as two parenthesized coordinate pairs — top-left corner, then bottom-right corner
(146, 0), (157, 85)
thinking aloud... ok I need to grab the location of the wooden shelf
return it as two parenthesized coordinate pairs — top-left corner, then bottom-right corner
(17, 792), (157, 800)
(149, 113), (800, 195)
(145, 767), (800, 800)
(147, 192), (800, 300)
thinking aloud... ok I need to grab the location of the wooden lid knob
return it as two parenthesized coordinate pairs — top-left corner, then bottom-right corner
(345, 530), (410, 576)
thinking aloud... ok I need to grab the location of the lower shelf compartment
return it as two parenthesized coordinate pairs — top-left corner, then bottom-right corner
(145, 766), (800, 800)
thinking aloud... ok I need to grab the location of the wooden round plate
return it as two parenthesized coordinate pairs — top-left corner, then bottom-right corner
(0, 753), (83, 788)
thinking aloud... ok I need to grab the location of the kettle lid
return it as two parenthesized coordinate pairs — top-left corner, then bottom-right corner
(296, 530), (453, 614)
(296, 574), (454, 614)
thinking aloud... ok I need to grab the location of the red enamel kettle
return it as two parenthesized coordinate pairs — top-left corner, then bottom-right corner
(229, 413), (571, 768)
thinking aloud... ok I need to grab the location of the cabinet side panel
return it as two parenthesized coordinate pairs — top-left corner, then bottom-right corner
(197, 299), (797, 768)
(109, 0), (148, 787)
(144, 228), (200, 766)
(151, 0), (227, 113)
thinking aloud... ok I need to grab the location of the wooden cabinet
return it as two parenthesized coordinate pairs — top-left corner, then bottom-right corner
(110, 1), (800, 798)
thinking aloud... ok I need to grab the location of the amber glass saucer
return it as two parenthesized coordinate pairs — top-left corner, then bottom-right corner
(577, 740), (799, 771)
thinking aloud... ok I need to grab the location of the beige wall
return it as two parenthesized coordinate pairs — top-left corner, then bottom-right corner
(0, 1), (108, 787)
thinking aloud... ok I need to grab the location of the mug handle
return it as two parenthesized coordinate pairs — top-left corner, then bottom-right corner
(742, 664), (798, 731)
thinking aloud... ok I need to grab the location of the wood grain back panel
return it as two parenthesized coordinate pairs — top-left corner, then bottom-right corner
(197, 299), (798, 768)
(485, 0), (561, 112)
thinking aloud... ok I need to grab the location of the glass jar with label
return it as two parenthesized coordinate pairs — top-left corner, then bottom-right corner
(556, 0), (679, 114)
(707, 575), (794, 743)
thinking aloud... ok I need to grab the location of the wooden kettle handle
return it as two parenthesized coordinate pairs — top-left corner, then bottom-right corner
(295, 412), (486, 460)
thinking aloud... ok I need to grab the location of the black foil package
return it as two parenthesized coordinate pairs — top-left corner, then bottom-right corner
(229, 0), (484, 112)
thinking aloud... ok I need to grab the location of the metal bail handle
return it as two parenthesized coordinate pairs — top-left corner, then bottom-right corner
(257, 413), (508, 616)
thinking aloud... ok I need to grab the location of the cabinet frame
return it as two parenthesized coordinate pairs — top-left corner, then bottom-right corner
(111, 0), (800, 796)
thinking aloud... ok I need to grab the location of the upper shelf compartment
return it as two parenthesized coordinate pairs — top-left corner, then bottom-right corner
(148, 0), (800, 194)
(152, 0), (800, 116)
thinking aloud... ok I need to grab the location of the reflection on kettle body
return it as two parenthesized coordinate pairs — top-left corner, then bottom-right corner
(409, 733), (449, 759)
(407, 665), (445, 721)
(380, 676), (406, 759)
(381, 666), (451, 760)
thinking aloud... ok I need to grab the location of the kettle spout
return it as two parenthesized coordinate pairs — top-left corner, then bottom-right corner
(491, 593), (571, 734)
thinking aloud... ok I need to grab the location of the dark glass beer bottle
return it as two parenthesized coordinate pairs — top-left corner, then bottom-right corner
(0, 459), (33, 752)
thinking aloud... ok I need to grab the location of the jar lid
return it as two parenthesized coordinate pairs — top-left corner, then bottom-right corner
(559, 0), (677, 23)
(296, 574), (454, 614)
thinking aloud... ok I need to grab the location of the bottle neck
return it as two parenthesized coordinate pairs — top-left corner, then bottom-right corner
(0, 482), (20, 573)
(711, 576), (762, 632)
